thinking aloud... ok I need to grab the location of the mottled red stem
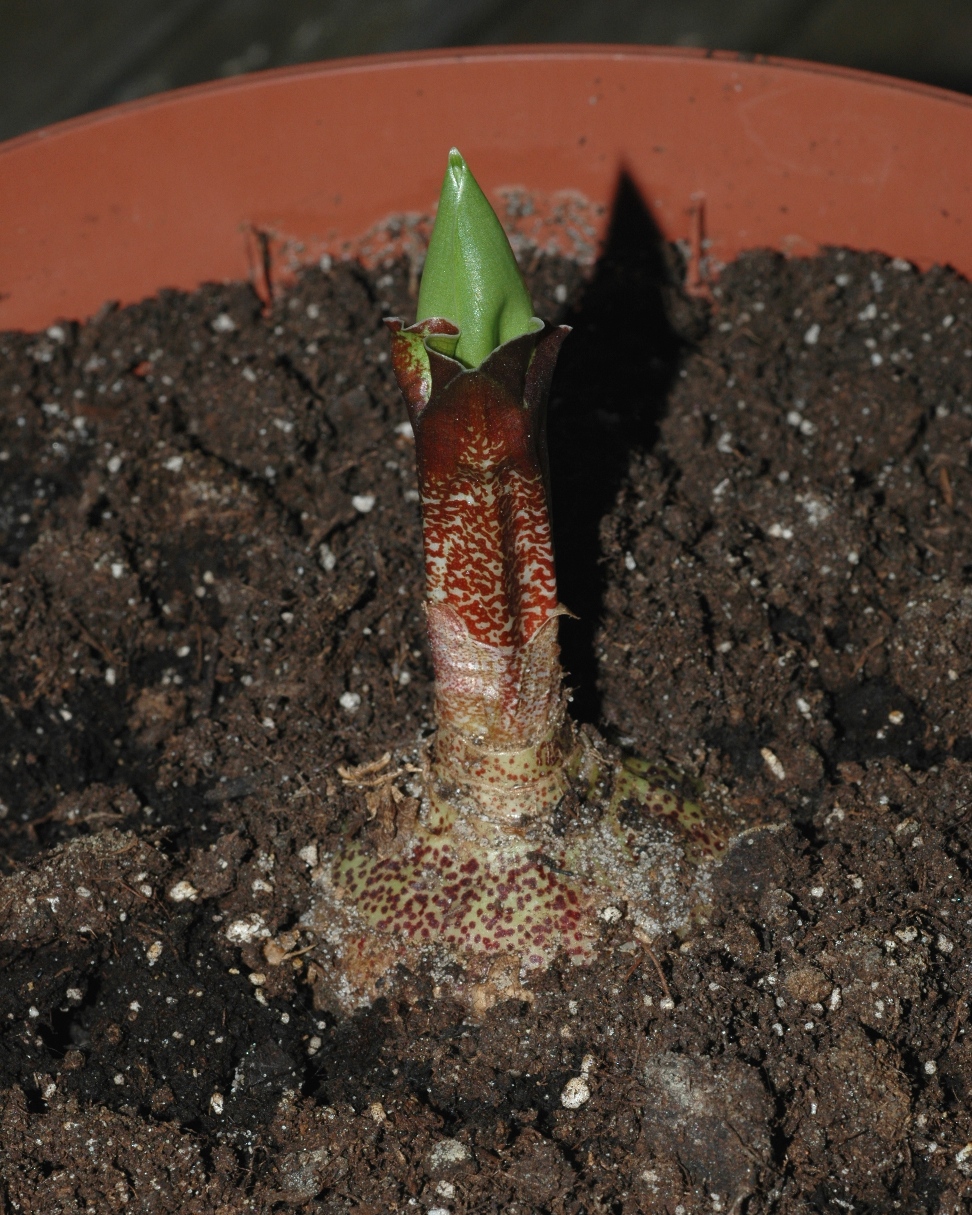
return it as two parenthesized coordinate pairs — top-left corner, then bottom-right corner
(386, 318), (572, 820)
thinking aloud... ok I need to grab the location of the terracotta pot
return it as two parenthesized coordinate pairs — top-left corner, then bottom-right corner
(1, 45), (971, 332)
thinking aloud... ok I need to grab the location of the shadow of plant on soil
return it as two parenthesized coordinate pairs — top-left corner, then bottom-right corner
(548, 171), (691, 725)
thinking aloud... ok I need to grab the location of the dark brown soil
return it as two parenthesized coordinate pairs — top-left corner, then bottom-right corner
(1, 201), (971, 1212)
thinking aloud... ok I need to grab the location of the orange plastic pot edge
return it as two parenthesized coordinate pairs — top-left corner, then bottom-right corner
(2, 45), (970, 331)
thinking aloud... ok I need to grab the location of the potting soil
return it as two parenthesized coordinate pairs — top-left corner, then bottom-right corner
(0, 228), (970, 1212)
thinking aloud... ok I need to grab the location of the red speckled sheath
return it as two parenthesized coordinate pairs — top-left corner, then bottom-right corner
(386, 318), (570, 755)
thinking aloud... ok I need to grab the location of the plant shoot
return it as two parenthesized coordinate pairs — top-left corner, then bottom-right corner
(307, 150), (738, 1014)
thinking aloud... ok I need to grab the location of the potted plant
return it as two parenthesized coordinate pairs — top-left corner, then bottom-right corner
(1, 46), (971, 1212)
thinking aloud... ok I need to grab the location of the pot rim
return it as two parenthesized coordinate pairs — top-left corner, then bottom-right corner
(4, 43), (971, 332)
(5, 44), (971, 154)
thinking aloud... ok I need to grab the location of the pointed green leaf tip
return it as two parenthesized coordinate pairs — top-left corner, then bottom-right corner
(417, 148), (538, 368)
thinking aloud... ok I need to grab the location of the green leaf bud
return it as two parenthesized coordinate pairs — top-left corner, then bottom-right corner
(417, 148), (538, 368)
